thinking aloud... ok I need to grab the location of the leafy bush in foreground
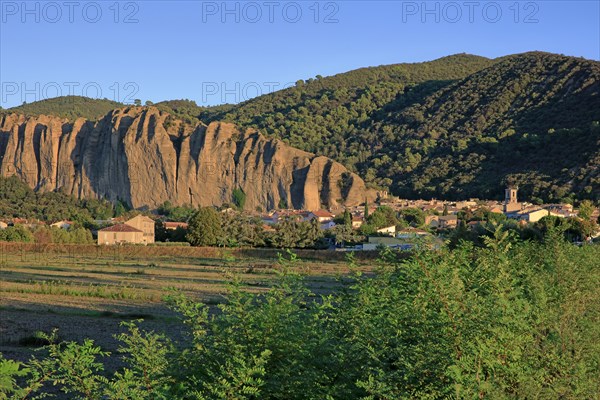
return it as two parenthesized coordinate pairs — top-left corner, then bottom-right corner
(1, 230), (599, 399)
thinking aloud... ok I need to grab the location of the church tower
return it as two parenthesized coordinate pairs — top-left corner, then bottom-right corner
(503, 186), (520, 213)
(505, 186), (518, 204)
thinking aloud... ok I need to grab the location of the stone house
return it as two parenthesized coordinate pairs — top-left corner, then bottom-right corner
(320, 220), (337, 230)
(425, 215), (440, 228)
(97, 224), (144, 245)
(351, 216), (364, 229)
(515, 209), (549, 223)
(438, 215), (458, 229)
(503, 186), (522, 213)
(164, 222), (189, 231)
(124, 215), (155, 244)
(426, 215), (458, 229)
(97, 215), (155, 245)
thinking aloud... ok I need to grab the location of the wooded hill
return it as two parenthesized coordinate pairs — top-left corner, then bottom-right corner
(4, 52), (598, 202)
(3, 96), (124, 121)
(207, 52), (599, 203)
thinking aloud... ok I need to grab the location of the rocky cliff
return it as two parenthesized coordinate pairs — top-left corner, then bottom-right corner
(0, 107), (376, 211)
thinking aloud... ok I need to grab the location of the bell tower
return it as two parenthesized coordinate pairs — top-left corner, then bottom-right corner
(503, 185), (520, 213)
(505, 186), (518, 204)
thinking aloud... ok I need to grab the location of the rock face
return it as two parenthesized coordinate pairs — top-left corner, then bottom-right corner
(0, 107), (376, 210)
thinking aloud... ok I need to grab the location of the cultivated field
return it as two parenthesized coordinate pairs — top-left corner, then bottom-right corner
(0, 243), (377, 366)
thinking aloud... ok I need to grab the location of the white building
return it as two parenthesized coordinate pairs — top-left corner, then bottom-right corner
(516, 209), (549, 223)
(376, 225), (396, 236)
(50, 220), (74, 230)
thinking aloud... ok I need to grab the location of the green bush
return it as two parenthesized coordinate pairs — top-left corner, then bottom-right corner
(0, 225), (34, 243)
(232, 188), (247, 210)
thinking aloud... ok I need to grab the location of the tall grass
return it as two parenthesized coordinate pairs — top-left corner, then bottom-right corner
(0, 280), (159, 301)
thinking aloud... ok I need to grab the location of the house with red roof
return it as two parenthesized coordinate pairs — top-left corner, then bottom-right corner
(309, 210), (334, 223)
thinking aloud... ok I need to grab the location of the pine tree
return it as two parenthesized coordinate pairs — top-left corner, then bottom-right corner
(343, 210), (352, 226)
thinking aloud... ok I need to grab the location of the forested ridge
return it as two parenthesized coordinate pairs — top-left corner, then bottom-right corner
(2, 96), (124, 121)
(377, 52), (600, 201)
(208, 52), (599, 202)
(3, 52), (598, 202)
(201, 54), (495, 173)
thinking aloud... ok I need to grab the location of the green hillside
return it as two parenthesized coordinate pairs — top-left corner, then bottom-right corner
(368, 52), (600, 202)
(153, 99), (233, 124)
(0, 175), (114, 223)
(3, 52), (598, 202)
(207, 52), (600, 202)
(2, 96), (124, 120)
(201, 54), (495, 169)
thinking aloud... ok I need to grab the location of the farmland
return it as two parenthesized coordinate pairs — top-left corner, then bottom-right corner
(0, 243), (376, 365)
(1, 235), (599, 398)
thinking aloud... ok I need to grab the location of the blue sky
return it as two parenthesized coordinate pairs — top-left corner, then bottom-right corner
(1, 0), (599, 108)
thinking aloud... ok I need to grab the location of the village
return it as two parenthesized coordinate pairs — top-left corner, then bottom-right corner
(1, 186), (597, 250)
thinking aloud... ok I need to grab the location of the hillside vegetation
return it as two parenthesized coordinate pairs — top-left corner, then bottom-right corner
(211, 52), (600, 202)
(3, 52), (598, 202)
(2, 96), (124, 120)
(202, 54), (494, 172)
(374, 53), (600, 201)
(0, 176), (115, 223)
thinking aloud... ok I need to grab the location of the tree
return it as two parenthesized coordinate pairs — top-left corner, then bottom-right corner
(232, 188), (247, 210)
(32, 226), (53, 244)
(578, 200), (596, 221)
(134, 99), (142, 106)
(400, 207), (425, 227)
(155, 220), (170, 242)
(70, 227), (94, 244)
(269, 218), (323, 249)
(359, 223), (376, 236)
(219, 212), (266, 247)
(186, 207), (223, 246)
(157, 201), (173, 216)
(343, 210), (352, 227)
(367, 206), (398, 229)
(0, 225), (34, 242)
(329, 224), (363, 246)
(114, 200), (129, 217)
